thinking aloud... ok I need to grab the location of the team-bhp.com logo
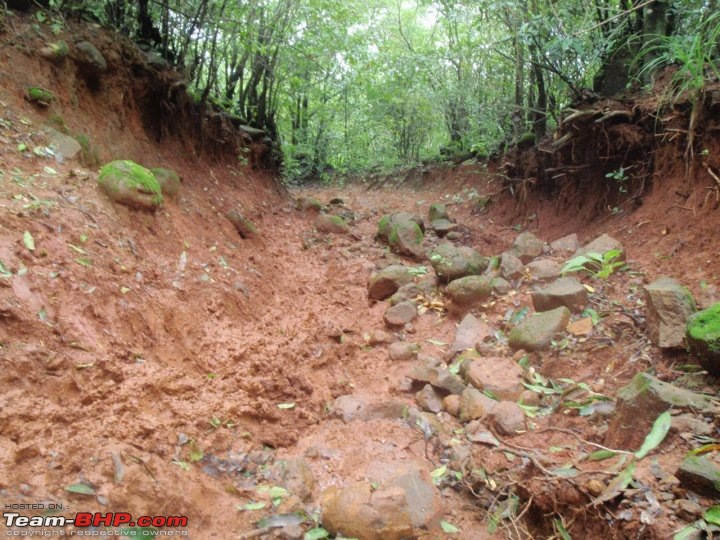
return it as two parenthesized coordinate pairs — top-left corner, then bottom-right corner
(4, 507), (189, 536)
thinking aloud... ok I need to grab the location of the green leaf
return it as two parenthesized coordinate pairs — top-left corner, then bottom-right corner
(277, 402), (296, 409)
(75, 257), (92, 267)
(65, 483), (95, 495)
(635, 411), (671, 459)
(588, 450), (617, 461)
(237, 501), (267, 511)
(440, 520), (460, 534)
(553, 518), (572, 540)
(431, 465), (447, 479)
(704, 506), (720, 526)
(17, 143), (27, 152)
(593, 462), (636, 505)
(23, 231), (35, 251)
(304, 528), (330, 540)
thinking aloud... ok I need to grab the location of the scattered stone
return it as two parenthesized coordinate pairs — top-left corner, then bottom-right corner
(151, 167), (182, 197)
(491, 277), (511, 295)
(500, 252), (524, 280)
(37, 40), (69, 63)
(446, 231), (463, 241)
(670, 413), (713, 437)
(41, 126), (81, 162)
(384, 301), (418, 327)
(511, 232), (544, 263)
(389, 283), (424, 305)
(519, 389), (540, 406)
(408, 357), (466, 395)
(550, 233), (580, 255)
(428, 203), (449, 222)
(429, 242), (488, 283)
(74, 40), (107, 76)
(26, 86), (55, 106)
(330, 395), (406, 423)
(676, 455), (720, 497)
(377, 212), (424, 241)
(97, 160), (163, 211)
(295, 196), (323, 212)
(415, 384), (444, 413)
(644, 277), (696, 348)
(686, 302), (720, 376)
(368, 265), (413, 300)
(507, 307), (571, 351)
(225, 210), (258, 239)
(388, 342), (419, 362)
(368, 330), (395, 346)
(525, 258), (562, 280)
(574, 233), (625, 260)
(321, 483), (414, 540)
(430, 219), (459, 237)
(605, 372), (718, 450)
(532, 277), (587, 313)
(442, 395), (461, 417)
(388, 220), (424, 259)
(465, 421), (500, 446)
(276, 458), (315, 502)
(451, 314), (492, 354)
(445, 275), (493, 315)
(385, 470), (442, 529)
(460, 386), (497, 422)
(316, 213), (350, 234)
(489, 401), (526, 435)
(464, 357), (524, 401)
(675, 499), (704, 520)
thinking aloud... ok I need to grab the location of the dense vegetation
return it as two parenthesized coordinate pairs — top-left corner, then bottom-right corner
(21, 0), (720, 180)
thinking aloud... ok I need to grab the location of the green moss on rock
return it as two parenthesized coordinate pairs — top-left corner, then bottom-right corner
(151, 167), (182, 197)
(687, 302), (720, 376)
(27, 87), (55, 105)
(97, 160), (163, 211)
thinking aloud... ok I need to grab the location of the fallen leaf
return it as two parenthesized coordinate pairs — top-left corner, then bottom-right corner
(65, 483), (95, 496)
(23, 231), (35, 251)
(593, 462), (636, 505)
(440, 520), (460, 534)
(635, 411), (671, 459)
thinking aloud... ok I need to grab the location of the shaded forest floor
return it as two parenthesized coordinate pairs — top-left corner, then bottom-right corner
(1, 12), (720, 540)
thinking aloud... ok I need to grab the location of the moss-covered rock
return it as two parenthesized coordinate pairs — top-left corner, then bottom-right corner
(368, 265), (413, 300)
(687, 302), (720, 376)
(429, 242), (488, 283)
(225, 210), (258, 239)
(445, 275), (493, 316)
(97, 160), (163, 211)
(428, 203), (449, 223)
(37, 40), (69, 63)
(315, 213), (349, 234)
(151, 167), (182, 197)
(26, 86), (55, 106)
(74, 40), (107, 76)
(296, 196), (324, 212)
(507, 306), (570, 352)
(388, 220), (424, 260)
(376, 212), (425, 241)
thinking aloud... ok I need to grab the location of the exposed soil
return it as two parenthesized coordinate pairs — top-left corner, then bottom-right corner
(1, 10), (720, 540)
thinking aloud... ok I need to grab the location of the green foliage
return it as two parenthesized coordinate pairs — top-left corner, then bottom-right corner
(561, 250), (625, 280)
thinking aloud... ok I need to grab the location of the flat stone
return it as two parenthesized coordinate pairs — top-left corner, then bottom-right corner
(489, 401), (526, 435)
(686, 302), (720, 376)
(368, 265), (413, 300)
(388, 342), (419, 362)
(605, 373), (718, 450)
(460, 386), (497, 422)
(500, 252), (524, 280)
(464, 357), (524, 401)
(550, 233), (580, 255)
(676, 455), (720, 497)
(532, 277), (588, 313)
(511, 232), (544, 263)
(415, 384), (444, 413)
(451, 314), (493, 354)
(574, 233), (625, 260)
(384, 301), (418, 327)
(507, 307), (571, 351)
(645, 277), (696, 348)
(525, 258), (562, 281)
(330, 395), (406, 423)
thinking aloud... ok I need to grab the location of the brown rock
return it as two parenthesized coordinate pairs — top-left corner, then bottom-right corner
(451, 314), (492, 354)
(315, 213), (350, 234)
(368, 330), (395, 346)
(388, 342), (419, 361)
(532, 277), (588, 313)
(460, 386), (497, 422)
(464, 358), (524, 401)
(511, 232), (544, 263)
(384, 301), (418, 327)
(574, 233), (625, 260)
(330, 395), (406, 423)
(550, 233), (580, 255)
(368, 265), (413, 300)
(445, 275), (493, 316)
(500, 252), (524, 280)
(276, 458), (315, 502)
(415, 384), (444, 413)
(443, 395), (461, 417)
(645, 277), (696, 348)
(525, 258), (562, 280)
(489, 401), (526, 435)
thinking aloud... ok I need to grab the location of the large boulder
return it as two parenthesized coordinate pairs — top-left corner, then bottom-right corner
(388, 220), (424, 259)
(445, 275), (493, 316)
(97, 160), (163, 211)
(368, 265), (413, 300)
(644, 277), (696, 349)
(574, 233), (625, 260)
(430, 242), (488, 283)
(511, 232), (544, 263)
(686, 302), (720, 376)
(507, 307), (571, 351)
(532, 277), (588, 313)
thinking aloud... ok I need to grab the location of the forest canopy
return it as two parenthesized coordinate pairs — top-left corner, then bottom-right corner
(25, 0), (720, 180)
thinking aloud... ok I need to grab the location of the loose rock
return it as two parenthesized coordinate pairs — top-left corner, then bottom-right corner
(445, 275), (493, 315)
(532, 277), (587, 313)
(676, 455), (720, 497)
(388, 220), (424, 259)
(451, 313), (492, 354)
(429, 242), (488, 283)
(644, 277), (696, 348)
(464, 357), (524, 401)
(415, 384), (444, 413)
(550, 233), (580, 255)
(97, 160), (163, 211)
(489, 401), (526, 435)
(316, 213), (350, 234)
(442, 395), (461, 417)
(511, 232), (544, 263)
(525, 258), (562, 281)
(574, 233), (625, 260)
(428, 203), (449, 222)
(430, 219), (459, 237)
(330, 395), (407, 423)
(460, 386), (497, 421)
(388, 342), (419, 362)
(296, 196), (323, 212)
(74, 40), (107, 76)
(368, 265), (413, 300)
(225, 210), (259, 239)
(384, 301), (418, 327)
(507, 307), (571, 351)
(368, 330), (395, 346)
(500, 252), (524, 280)
(686, 302), (720, 376)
